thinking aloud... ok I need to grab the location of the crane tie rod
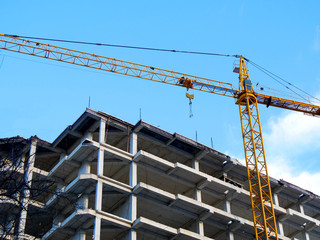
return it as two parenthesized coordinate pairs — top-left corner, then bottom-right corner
(246, 59), (320, 104)
(4, 34), (237, 58)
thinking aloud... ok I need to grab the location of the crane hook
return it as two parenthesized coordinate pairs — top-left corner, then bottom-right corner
(186, 92), (194, 118)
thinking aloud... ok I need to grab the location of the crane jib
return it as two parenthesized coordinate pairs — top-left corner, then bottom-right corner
(1, 33), (319, 116)
(192, 81), (238, 97)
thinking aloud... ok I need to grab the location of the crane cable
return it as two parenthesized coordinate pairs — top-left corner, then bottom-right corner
(3, 34), (319, 104)
(247, 59), (320, 104)
(4, 34), (235, 58)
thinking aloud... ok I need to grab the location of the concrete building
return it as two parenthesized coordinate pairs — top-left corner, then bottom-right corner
(1, 108), (320, 240)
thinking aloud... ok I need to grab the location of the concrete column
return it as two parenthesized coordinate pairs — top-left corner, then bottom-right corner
(273, 193), (280, 206)
(130, 132), (138, 155)
(79, 161), (91, 175)
(224, 193), (233, 238)
(194, 191), (204, 235)
(192, 159), (200, 171)
(194, 189), (201, 202)
(128, 194), (137, 221)
(128, 155), (137, 220)
(192, 158), (204, 235)
(17, 139), (37, 236)
(224, 200), (231, 213)
(95, 149), (105, 213)
(277, 221), (284, 236)
(52, 214), (64, 230)
(77, 194), (89, 210)
(97, 119), (106, 176)
(85, 131), (93, 140)
(224, 189), (236, 214)
(299, 204), (305, 215)
(273, 193), (284, 236)
(226, 231), (234, 240)
(194, 187), (204, 235)
(195, 220), (204, 236)
(93, 119), (106, 240)
(129, 132), (138, 187)
(93, 218), (101, 240)
(124, 229), (137, 240)
(128, 132), (138, 240)
(73, 229), (86, 240)
(129, 161), (137, 187)
(99, 119), (106, 144)
(303, 231), (310, 240)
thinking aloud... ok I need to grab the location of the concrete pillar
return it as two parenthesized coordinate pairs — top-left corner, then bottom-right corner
(224, 199), (232, 239)
(77, 194), (89, 210)
(303, 231), (310, 240)
(194, 189), (201, 202)
(273, 193), (284, 236)
(17, 139), (37, 236)
(124, 229), (137, 240)
(59, 152), (67, 162)
(93, 119), (106, 240)
(95, 150), (105, 213)
(79, 161), (91, 175)
(192, 159), (200, 171)
(85, 131), (93, 140)
(194, 187), (204, 235)
(53, 214), (64, 228)
(129, 132), (138, 187)
(224, 188), (236, 214)
(277, 221), (284, 236)
(224, 191), (234, 238)
(128, 194), (137, 221)
(299, 204), (305, 215)
(97, 119), (106, 176)
(130, 132), (138, 156)
(129, 161), (137, 187)
(226, 231), (234, 240)
(192, 158), (204, 235)
(93, 218), (101, 240)
(99, 119), (106, 144)
(194, 185), (204, 235)
(55, 183), (65, 200)
(73, 229), (86, 240)
(195, 220), (204, 236)
(128, 132), (138, 240)
(273, 193), (279, 206)
(129, 132), (138, 189)
(224, 200), (231, 213)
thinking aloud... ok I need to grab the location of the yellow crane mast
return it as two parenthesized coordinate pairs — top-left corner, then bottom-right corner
(237, 57), (277, 239)
(1, 34), (320, 239)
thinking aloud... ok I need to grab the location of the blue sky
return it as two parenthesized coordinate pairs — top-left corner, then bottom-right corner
(1, 1), (320, 193)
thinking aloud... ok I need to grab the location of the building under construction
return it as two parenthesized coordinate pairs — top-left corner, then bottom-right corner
(1, 108), (320, 240)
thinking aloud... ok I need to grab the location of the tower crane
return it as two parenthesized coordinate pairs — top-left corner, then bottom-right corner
(1, 33), (320, 240)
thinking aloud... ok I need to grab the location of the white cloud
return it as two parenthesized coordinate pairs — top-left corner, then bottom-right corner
(267, 153), (320, 194)
(264, 111), (320, 194)
(265, 112), (320, 155)
(225, 109), (320, 194)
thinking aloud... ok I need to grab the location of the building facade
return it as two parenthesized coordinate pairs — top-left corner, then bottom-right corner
(1, 108), (320, 240)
